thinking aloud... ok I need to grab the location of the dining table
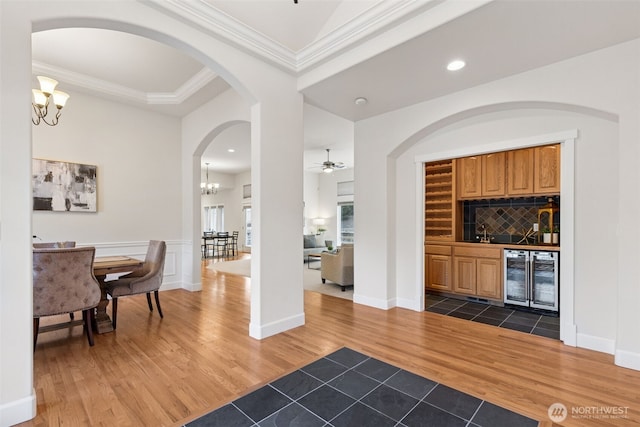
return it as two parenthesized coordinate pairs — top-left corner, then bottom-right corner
(202, 232), (230, 258)
(93, 255), (143, 334)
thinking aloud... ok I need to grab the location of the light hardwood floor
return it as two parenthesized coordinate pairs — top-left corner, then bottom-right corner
(20, 255), (639, 427)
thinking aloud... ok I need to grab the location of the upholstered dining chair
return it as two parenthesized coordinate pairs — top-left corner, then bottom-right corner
(33, 246), (101, 348)
(105, 240), (166, 329)
(33, 242), (80, 319)
(33, 241), (76, 248)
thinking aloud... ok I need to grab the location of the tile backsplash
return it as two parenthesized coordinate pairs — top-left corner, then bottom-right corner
(463, 196), (560, 244)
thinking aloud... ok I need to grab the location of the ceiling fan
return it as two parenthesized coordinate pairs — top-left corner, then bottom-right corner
(318, 149), (345, 174)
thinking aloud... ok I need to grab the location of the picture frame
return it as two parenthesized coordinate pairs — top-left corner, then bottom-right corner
(32, 158), (97, 212)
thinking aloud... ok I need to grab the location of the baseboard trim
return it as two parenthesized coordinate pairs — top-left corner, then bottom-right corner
(560, 321), (577, 346)
(159, 281), (187, 292)
(577, 333), (615, 355)
(181, 282), (202, 292)
(615, 349), (640, 371)
(396, 297), (422, 311)
(353, 293), (394, 310)
(0, 389), (36, 426)
(249, 312), (305, 340)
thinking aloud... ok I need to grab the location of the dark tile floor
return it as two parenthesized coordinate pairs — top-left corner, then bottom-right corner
(426, 294), (560, 340)
(186, 347), (538, 427)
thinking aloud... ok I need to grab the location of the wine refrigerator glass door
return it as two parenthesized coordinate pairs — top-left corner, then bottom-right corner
(530, 251), (559, 311)
(504, 250), (529, 306)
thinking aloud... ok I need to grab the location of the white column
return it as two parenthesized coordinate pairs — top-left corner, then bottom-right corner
(0, 4), (37, 424)
(249, 90), (305, 339)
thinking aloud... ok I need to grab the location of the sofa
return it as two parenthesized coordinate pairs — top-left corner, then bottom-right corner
(321, 244), (354, 291)
(303, 234), (326, 261)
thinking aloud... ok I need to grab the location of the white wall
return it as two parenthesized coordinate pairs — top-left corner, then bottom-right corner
(303, 171), (319, 234)
(33, 90), (182, 243)
(354, 39), (640, 370)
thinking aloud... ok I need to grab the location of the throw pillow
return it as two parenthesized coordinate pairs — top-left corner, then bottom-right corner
(303, 235), (317, 248)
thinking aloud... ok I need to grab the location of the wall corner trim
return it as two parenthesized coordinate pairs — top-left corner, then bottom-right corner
(249, 312), (305, 340)
(0, 389), (36, 427)
(614, 350), (640, 372)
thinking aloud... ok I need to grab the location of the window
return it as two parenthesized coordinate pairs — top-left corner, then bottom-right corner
(204, 205), (224, 232)
(243, 206), (252, 248)
(337, 202), (354, 245)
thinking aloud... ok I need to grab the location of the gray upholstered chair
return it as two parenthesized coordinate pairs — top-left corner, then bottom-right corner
(33, 242), (79, 319)
(33, 241), (76, 248)
(321, 244), (354, 291)
(106, 240), (166, 329)
(33, 246), (101, 348)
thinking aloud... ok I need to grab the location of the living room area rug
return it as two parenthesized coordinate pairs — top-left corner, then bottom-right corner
(207, 258), (354, 301)
(184, 347), (538, 427)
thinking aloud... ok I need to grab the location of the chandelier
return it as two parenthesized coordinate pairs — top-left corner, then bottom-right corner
(200, 163), (219, 195)
(32, 76), (70, 126)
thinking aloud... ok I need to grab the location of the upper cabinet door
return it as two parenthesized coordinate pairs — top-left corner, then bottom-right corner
(534, 144), (561, 194)
(458, 156), (482, 199)
(507, 148), (535, 195)
(481, 152), (506, 197)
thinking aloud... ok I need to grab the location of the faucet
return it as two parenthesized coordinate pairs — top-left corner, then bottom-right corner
(479, 224), (491, 243)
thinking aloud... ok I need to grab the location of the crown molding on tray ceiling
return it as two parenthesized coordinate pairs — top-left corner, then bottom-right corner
(32, 60), (218, 106)
(144, 0), (451, 74)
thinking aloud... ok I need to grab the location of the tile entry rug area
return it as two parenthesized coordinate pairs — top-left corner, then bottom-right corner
(185, 347), (537, 427)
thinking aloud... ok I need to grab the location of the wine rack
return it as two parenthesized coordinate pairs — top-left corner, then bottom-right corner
(425, 160), (458, 241)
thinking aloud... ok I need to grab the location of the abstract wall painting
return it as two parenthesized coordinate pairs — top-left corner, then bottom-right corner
(32, 158), (97, 212)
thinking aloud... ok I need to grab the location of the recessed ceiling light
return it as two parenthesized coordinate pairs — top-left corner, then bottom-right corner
(354, 97), (368, 105)
(227, 148), (235, 153)
(447, 60), (466, 71)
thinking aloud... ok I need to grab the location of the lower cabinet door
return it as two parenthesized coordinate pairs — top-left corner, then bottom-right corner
(454, 257), (476, 295)
(426, 255), (451, 291)
(476, 258), (502, 299)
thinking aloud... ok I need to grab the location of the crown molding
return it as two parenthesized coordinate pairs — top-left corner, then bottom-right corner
(148, 67), (218, 104)
(143, 0), (444, 73)
(296, 0), (440, 72)
(143, 0), (298, 72)
(32, 61), (218, 106)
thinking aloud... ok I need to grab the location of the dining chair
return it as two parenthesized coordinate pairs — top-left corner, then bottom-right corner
(33, 241), (76, 248)
(33, 246), (101, 348)
(33, 241), (78, 321)
(105, 240), (166, 329)
(214, 232), (229, 259)
(202, 231), (215, 258)
(230, 231), (239, 256)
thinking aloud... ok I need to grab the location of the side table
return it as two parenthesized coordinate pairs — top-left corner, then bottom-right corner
(307, 253), (322, 270)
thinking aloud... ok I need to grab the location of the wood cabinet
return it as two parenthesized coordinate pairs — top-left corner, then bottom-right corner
(481, 152), (506, 197)
(457, 156), (482, 199)
(452, 245), (503, 300)
(534, 144), (561, 194)
(453, 257), (476, 295)
(425, 245), (452, 292)
(475, 258), (502, 299)
(506, 148), (534, 195)
(425, 160), (458, 241)
(458, 153), (506, 199)
(507, 145), (561, 197)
